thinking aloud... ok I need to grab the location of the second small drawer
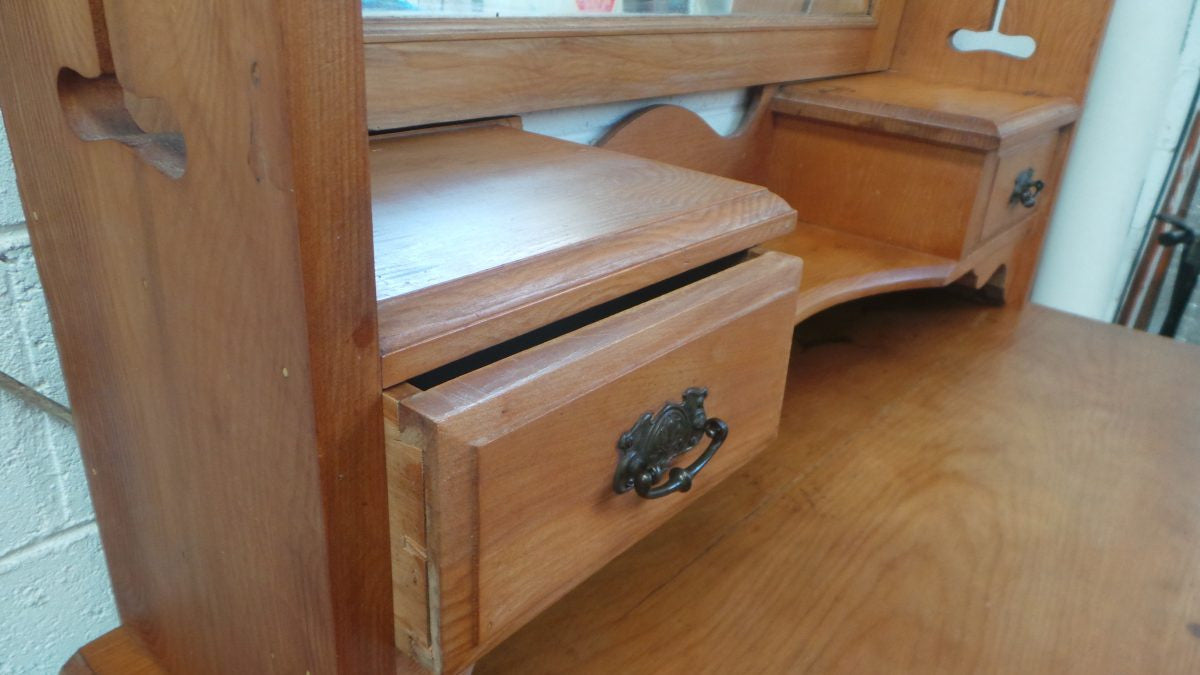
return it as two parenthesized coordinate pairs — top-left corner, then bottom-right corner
(978, 133), (1060, 244)
(770, 74), (1080, 264)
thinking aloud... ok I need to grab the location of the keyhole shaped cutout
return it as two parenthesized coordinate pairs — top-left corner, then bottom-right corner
(950, 0), (1037, 60)
(58, 68), (188, 180)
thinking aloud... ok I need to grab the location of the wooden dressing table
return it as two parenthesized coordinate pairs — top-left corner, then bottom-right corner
(3, 1), (1196, 673)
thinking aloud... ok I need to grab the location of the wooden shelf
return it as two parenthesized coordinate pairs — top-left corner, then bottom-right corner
(371, 124), (796, 385)
(762, 223), (956, 322)
(764, 72), (1075, 307)
(773, 72), (1079, 150)
(478, 292), (1200, 674)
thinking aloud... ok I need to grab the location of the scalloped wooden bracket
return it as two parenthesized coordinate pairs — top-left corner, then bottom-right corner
(946, 219), (1033, 305)
(768, 222), (1023, 323)
(597, 86), (777, 183)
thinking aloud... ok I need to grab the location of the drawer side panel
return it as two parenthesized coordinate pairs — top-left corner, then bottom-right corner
(978, 132), (1062, 245)
(384, 388), (435, 670)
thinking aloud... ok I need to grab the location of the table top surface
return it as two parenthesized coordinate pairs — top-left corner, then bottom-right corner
(479, 292), (1200, 674)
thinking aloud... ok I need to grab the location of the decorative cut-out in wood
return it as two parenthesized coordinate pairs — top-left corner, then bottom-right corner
(950, 0), (1037, 60)
(58, 68), (187, 180)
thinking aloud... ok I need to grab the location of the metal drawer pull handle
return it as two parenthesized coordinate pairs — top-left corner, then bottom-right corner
(1011, 168), (1046, 209)
(613, 387), (729, 500)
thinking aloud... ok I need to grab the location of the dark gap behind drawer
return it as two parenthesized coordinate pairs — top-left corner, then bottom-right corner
(407, 252), (748, 391)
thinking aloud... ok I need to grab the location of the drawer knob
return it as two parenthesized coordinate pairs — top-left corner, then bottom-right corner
(613, 387), (729, 500)
(1011, 168), (1046, 208)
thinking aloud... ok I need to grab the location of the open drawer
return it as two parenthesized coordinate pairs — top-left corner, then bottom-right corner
(384, 252), (801, 673)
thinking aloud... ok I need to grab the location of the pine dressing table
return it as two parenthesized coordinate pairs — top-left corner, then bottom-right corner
(3, 1), (1197, 673)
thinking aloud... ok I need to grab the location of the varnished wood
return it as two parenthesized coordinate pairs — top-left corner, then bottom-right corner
(384, 384), (434, 669)
(999, 126), (1076, 304)
(952, 216), (1033, 297)
(372, 125), (795, 386)
(763, 224), (954, 321)
(362, 0), (906, 130)
(761, 220), (1033, 323)
(590, 4), (1109, 307)
(774, 72), (1078, 151)
(978, 133), (1060, 243)
(59, 628), (164, 675)
(597, 86), (777, 184)
(768, 74), (1075, 299)
(891, 0), (1116, 102)
(596, 89), (1050, 318)
(387, 253), (801, 673)
(598, 74), (1075, 301)
(480, 292), (1200, 674)
(888, 0), (1115, 301)
(0, 1), (389, 673)
(538, 87), (1036, 316)
(0, 0), (1120, 672)
(770, 113), (997, 259)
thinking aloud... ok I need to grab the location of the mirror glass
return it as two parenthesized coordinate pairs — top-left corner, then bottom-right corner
(362, 0), (871, 18)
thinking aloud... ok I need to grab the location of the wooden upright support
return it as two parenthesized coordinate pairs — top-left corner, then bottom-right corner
(0, 1), (391, 672)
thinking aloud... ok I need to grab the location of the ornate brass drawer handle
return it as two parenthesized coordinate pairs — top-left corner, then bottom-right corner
(612, 387), (729, 500)
(1011, 167), (1046, 208)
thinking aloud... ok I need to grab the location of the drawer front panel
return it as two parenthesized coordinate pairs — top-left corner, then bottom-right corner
(980, 133), (1059, 243)
(396, 252), (800, 667)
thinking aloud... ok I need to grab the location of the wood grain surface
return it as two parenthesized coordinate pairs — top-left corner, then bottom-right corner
(362, 0), (905, 130)
(394, 253), (801, 673)
(766, 73), (1076, 292)
(978, 133), (1060, 243)
(60, 628), (164, 675)
(0, 1), (390, 673)
(762, 224), (955, 321)
(478, 292), (1200, 674)
(597, 87), (777, 184)
(383, 384), (435, 670)
(891, 0), (1116, 102)
(887, 0), (1115, 302)
(769, 114), (988, 259)
(774, 72), (1079, 151)
(595, 103), (1046, 324)
(372, 125), (795, 386)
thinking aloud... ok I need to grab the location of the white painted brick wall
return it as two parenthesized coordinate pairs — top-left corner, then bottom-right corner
(0, 112), (23, 228)
(0, 90), (743, 672)
(0, 114), (119, 675)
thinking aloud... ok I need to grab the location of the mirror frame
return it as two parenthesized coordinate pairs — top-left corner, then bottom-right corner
(363, 0), (907, 130)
